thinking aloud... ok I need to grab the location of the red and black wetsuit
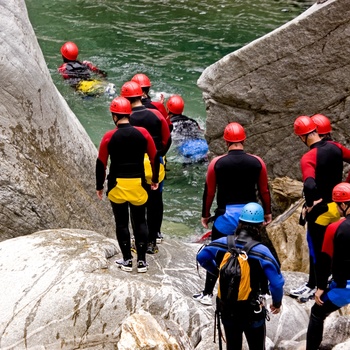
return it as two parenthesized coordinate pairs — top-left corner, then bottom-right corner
(96, 123), (159, 262)
(317, 216), (350, 289)
(301, 140), (347, 206)
(202, 149), (271, 219)
(129, 106), (171, 246)
(200, 149), (273, 298)
(301, 139), (350, 289)
(58, 60), (105, 87)
(307, 215), (350, 350)
(96, 123), (159, 193)
(130, 105), (171, 156)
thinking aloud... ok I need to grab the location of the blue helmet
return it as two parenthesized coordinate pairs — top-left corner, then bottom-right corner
(239, 202), (264, 224)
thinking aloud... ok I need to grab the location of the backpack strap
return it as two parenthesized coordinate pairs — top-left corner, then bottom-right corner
(242, 239), (260, 255)
(227, 234), (260, 256)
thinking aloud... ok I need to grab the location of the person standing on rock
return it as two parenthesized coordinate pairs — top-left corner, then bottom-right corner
(193, 122), (273, 306)
(306, 182), (350, 350)
(290, 116), (348, 301)
(197, 202), (284, 350)
(95, 96), (159, 273)
(311, 113), (350, 182)
(120, 81), (171, 254)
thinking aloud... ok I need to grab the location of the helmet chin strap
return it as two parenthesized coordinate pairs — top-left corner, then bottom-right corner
(339, 203), (350, 217)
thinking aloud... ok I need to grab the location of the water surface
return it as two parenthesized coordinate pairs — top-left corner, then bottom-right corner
(26, 0), (314, 239)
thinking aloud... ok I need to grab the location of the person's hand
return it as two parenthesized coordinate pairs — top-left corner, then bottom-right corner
(263, 213), (272, 226)
(306, 198), (323, 213)
(96, 190), (104, 200)
(159, 93), (164, 104)
(270, 304), (281, 314)
(315, 288), (324, 306)
(201, 217), (210, 229)
(151, 182), (159, 190)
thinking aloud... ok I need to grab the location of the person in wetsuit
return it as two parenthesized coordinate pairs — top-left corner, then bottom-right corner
(193, 122), (273, 306)
(95, 96), (159, 273)
(120, 81), (171, 254)
(290, 115), (350, 301)
(131, 73), (170, 126)
(306, 182), (350, 350)
(197, 202), (284, 350)
(166, 94), (202, 138)
(58, 41), (107, 88)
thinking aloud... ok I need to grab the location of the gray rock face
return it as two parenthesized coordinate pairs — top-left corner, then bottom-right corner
(198, 0), (350, 180)
(0, 230), (210, 349)
(0, 1), (114, 240)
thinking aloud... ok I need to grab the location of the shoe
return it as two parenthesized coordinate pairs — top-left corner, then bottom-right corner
(146, 243), (159, 254)
(156, 232), (164, 244)
(137, 260), (148, 273)
(192, 291), (213, 306)
(289, 283), (316, 299)
(115, 258), (132, 272)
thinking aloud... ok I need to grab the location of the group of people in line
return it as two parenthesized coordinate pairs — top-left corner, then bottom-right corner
(58, 42), (205, 267)
(59, 41), (350, 350)
(195, 114), (350, 349)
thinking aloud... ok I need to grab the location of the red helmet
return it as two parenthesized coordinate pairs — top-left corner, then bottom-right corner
(223, 122), (246, 143)
(131, 73), (151, 88)
(332, 182), (350, 202)
(60, 42), (79, 61)
(293, 116), (317, 136)
(120, 81), (143, 98)
(110, 96), (132, 115)
(166, 95), (184, 114)
(311, 114), (332, 134)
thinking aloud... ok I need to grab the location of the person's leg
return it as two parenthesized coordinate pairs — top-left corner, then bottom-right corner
(306, 299), (339, 350)
(130, 203), (148, 263)
(244, 320), (266, 350)
(111, 201), (132, 260)
(146, 184), (163, 252)
(221, 315), (245, 350)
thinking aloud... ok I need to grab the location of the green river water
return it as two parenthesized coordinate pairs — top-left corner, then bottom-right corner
(26, 0), (314, 240)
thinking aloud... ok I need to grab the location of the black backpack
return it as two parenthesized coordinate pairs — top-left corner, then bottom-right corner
(217, 235), (260, 307)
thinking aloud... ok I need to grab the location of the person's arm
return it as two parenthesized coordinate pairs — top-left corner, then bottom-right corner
(83, 60), (107, 77)
(143, 128), (160, 188)
(196, 236), (228, 276)
(256, 245), (284, 309)
(300, 150), (320, 207)
(253, 155), (272, 224)
(95, 129), (115, 198)
(201, 157), (220, 227)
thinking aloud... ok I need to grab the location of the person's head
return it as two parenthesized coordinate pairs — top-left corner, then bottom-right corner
(166, 95), (185, 115)
(223, 122), (246, 148)
(311, 114), (332, 139)
(120, 81), (143, 104)
(60, 41), (79, 61)
(236, 202), (264, 239)
(110, 96), (132, 125)
(332, 182), (350, 217)
(293, 115), (319, 146)
(131, 73), (151, 97)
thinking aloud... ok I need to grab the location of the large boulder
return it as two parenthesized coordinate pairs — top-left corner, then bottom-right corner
(198, 0), (350, 180)
(0, 1), (113, 240)
(1, 229), (350, 349)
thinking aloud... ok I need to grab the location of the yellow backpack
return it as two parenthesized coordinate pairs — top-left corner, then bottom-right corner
(218, 235), (260, 304)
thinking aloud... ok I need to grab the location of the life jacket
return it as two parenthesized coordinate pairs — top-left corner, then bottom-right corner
(64, 61), (91, 82)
